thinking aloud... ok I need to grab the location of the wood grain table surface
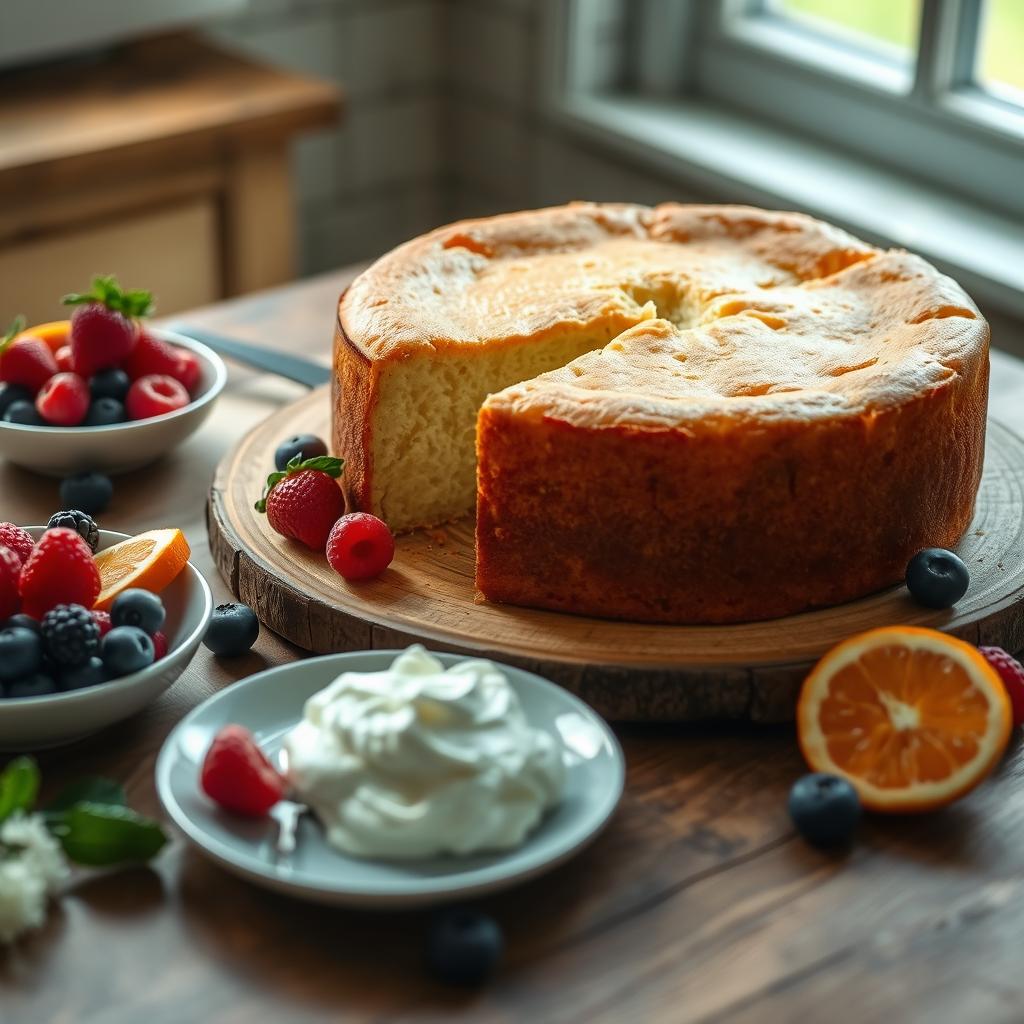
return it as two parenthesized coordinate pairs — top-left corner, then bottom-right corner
(3, 268), (1024, 1024)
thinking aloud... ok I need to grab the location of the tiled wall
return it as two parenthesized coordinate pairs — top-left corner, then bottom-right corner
(203, 0), (700, 274)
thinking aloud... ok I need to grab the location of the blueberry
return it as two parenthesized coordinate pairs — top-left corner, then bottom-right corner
(0, 627), (43, 682)
(906, 548), (970, 609)
(203, 603), (259, 656)
(46, 509), (100, 552)
(788, 773), (861, 848)
(274, 434), (328, 472)
(40, 604), (100, 668)
(83, 398), (127, 427)
(89, 368), (131, 402)
(101, 626), (155, 678)
(3, 399), (44, 426)
(3, 614), (40, 634)
(60, 471), (113, 515)
(111, 588), (165, 634)
(4, 672), (58, 699)
(426, 909), (503, 986)
(59, 656), (107, 691)
(0, 382), (32, 419)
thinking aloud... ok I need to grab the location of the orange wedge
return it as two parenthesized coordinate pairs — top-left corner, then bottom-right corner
(17, 319), (70, 353)
(798, 626), (1011, 813)
(93, 529), (191, 611)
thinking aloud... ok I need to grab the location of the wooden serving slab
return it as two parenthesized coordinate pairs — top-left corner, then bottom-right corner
(208, 386), (1024, 722)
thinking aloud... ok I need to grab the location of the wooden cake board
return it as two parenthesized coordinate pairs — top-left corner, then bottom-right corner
(208, 387), (1024, 721)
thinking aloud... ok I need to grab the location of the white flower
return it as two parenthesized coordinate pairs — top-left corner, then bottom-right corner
(0, 856), (48, 943)
(1, 813), (69, 893)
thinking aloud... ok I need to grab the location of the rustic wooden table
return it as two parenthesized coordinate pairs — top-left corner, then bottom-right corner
(4, 269), (1024, 1024)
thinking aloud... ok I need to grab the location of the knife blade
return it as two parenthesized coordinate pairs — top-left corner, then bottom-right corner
(168, 323), (332, 389)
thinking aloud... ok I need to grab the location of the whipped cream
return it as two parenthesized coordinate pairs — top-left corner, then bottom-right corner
(282, 646), (565, 859)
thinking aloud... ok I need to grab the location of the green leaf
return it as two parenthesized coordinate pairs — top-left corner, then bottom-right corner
(54, 802), (167, 866)
(61, 274), (155, 319)
(44, 777), (126, 815)
(0, 757), (40, 822)
(0, 314), (27, 355)
(254, 455), (344, 514)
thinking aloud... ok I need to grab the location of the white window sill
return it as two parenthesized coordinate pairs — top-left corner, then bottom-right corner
(553, 94), (1024, 323)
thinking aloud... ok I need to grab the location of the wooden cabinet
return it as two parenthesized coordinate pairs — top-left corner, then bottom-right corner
(0, 32), (341, 324)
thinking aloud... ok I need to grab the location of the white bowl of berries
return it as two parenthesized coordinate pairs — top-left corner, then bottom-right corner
(0, 277), (227, 476)
(0, 523), (213, 749)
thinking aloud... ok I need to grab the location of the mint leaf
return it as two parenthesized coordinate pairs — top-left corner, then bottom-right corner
(54, 802), (167, 866)
(45, 777), (126, 815)
(61, 275), (154, 319)
(0, 757), (40, 822)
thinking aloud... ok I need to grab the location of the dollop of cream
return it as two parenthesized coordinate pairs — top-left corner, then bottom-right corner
(282, 646), (565, 859)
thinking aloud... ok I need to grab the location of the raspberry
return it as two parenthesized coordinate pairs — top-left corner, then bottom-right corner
(36, 372), (90, 427)
(55, 346), (76, 373)
(980, 647), (1024, 726)
(46, 510), (100, 553)
(91, 609), (112, 637)
(0, 523), (35, 566)
(125, 374), (190, 420)
(151, 631), (168, 661)
(40, 603), (100, 668)
(175, 349), (201, 393)
(200, 724), (285, 817)
(18, 528), (101, 620)
(0, 545), (21, 620)
(327, 513), (395, 581)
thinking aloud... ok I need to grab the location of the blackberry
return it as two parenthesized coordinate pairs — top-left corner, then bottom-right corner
(40, 604), (100, 668)
(46, 509), (100, 552)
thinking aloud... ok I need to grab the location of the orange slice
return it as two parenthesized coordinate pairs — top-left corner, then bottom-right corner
(93, 529), (191, 611)
(17, 319), (70, 353)
(798, 626), (1011, 813)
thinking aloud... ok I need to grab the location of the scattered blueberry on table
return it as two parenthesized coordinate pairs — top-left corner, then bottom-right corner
(203, 603), (260, 657)
(788, 772), (862, 848)
(274, 433), (328, 472)
(426, 908), (504, 986)
(60, 470), (113, 515)
(905, 547), (970, 609)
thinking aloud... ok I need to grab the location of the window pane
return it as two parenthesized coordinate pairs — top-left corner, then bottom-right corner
(769, 0), (921, 60)
(976, 0), (1024, 102)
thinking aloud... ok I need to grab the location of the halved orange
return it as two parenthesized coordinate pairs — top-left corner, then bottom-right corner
(17, 319), (70, 353)
(798, 626), (1011, 813)
(93, 529), (191, 611)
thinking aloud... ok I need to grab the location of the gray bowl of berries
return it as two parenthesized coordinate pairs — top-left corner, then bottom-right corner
(0, 276), (227, 476)
(0, 521), (212, 749)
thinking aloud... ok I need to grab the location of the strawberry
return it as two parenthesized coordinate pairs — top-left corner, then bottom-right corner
(175, 349), (201, 393)
(0, 545), (21, 620)
(0, 316), (59, 393)
(123, 331), (189, 385)
(0, 522), (35, 567)
(18, 527), (101, 619)
(255, 455), (345, 551)
(200, 724), (285, 817)
(980, 646), (1024, 726)
(62, 276), (153, 377)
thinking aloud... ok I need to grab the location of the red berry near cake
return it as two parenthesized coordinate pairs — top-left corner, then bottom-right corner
(255, 455), (346, 551)
(327, 512), (395, 581)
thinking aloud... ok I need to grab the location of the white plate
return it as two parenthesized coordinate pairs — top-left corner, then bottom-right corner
(0, 328), (227, 476)
(156, 651), (625, 909)
(0, 529), (213, 750)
